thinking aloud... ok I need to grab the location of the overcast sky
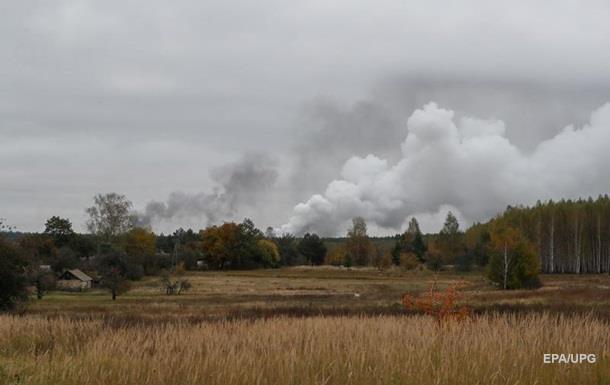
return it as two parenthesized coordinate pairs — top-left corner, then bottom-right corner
(2, 0), (610, 235)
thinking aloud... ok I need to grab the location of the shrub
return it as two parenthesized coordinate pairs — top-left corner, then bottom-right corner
(403, 282), (470, 325)
(399, 252), (420, 271)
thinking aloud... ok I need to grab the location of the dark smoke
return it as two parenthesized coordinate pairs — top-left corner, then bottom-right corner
(137, 153), (278, 227)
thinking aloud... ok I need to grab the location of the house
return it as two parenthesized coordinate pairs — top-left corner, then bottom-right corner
(57, 269), (94, 290)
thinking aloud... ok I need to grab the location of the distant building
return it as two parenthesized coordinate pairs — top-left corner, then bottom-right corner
(57, 269), (93, 290)
(39, 265), (52, 272)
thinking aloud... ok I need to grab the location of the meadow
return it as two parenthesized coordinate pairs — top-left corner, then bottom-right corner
(25, 267), (610, 322)
(2, 268), (610, 385)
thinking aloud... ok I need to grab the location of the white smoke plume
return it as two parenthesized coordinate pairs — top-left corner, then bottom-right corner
(280, 102), (610, 235)
(138, 153), (278, 227)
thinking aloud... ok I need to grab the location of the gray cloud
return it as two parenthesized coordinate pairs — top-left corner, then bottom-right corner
(2, 1), (610, 233)
(282, 102), (610, 236)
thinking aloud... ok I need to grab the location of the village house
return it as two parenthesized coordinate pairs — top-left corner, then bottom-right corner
(57, 269), (94, 290)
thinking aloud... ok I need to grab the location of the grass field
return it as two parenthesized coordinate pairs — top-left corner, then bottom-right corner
(25, 267), (610, 322)
(2, 268), (610, 384)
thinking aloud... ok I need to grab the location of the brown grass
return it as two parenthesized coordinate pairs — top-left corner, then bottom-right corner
(24, 269), (610, 323)
(1, 313), (609, 385)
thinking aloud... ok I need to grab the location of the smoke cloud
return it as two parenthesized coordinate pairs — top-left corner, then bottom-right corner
(280, 102), (610, 235)
(138, 153), (278, 227)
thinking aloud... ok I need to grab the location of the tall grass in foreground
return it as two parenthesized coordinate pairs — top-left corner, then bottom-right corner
(0, 314), (608, 385)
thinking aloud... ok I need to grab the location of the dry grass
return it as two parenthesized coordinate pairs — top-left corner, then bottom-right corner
(25, 268), (610, 322)
(1, 313), (609, 385)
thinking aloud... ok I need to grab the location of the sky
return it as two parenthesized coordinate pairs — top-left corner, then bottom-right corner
(2, 0), (610, 235)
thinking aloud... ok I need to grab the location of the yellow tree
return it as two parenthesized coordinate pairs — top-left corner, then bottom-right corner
(489, 221), (540, 290)
(123, 228), (156, 258)
(257, 239), (280, 267)
(200, 223), (239, 269)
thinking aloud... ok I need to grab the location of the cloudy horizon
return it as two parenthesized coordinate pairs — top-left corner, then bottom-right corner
(2, 1), (610, 235)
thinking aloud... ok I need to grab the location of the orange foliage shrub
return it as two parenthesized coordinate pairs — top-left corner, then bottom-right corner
(402, 281), (470, 324)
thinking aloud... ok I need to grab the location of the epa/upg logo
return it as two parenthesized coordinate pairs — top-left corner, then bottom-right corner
(543, 353), (596, 364)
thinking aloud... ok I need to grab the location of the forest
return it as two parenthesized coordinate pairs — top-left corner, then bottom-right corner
(470, 195), (610, 274)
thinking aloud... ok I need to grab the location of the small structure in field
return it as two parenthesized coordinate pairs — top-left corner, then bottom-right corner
(57, 269), (94, 290)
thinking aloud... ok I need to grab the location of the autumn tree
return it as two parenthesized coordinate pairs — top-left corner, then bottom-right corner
(200, 223), (239, 269)
(326, 244), (347, 266)
(345, 217), (374, 266)
(257, 239), (280, 267)
(200, 219), (263, 269)
(123, 228), (156, 258)
(488, 222), (540, 290)
(372, 247), (392, 271)
(298, 233), (326, 266)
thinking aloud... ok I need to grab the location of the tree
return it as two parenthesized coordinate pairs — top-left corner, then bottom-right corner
(235, 218), (264, 268)
(18, 234), (60, 268)
(52, 246), (79, 273)
(408, 218), (428, 262)
(437, 211), (464, 264)
(345, 217), (374, 266)
(488, 223), (541, 290)
(425, 241), (444, 271)
(86, 193), (134, 241)
(298, 233), (326, 266)
(98, 253), (131, 300)
(372, 247), (392, 271)
(201, 223), (240, 269)
(400, 252), (420, 271)
(123, 228), (156, 258)
(465, 223), (492, 267)
(326, 245), (347, 266)
(392, 218), (427, 266)
(44, 216), (75, 248)
(391, 234), (404, 266)
(275, 233), (300, 266)
(0, 237), (28, 311)
(257, 239), (280, 267)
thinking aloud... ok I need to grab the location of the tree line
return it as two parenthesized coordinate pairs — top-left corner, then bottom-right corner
(3, 193), (610, 310)
(469, 195), (610, 274)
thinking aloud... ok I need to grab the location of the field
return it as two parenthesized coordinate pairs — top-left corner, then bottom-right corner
(2, 268), (610, 384)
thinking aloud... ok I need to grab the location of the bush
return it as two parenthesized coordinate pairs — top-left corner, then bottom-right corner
(399, 252), (420, 271)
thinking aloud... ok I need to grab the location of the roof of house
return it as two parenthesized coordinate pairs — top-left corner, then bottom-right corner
(61, 269), (93, 282)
